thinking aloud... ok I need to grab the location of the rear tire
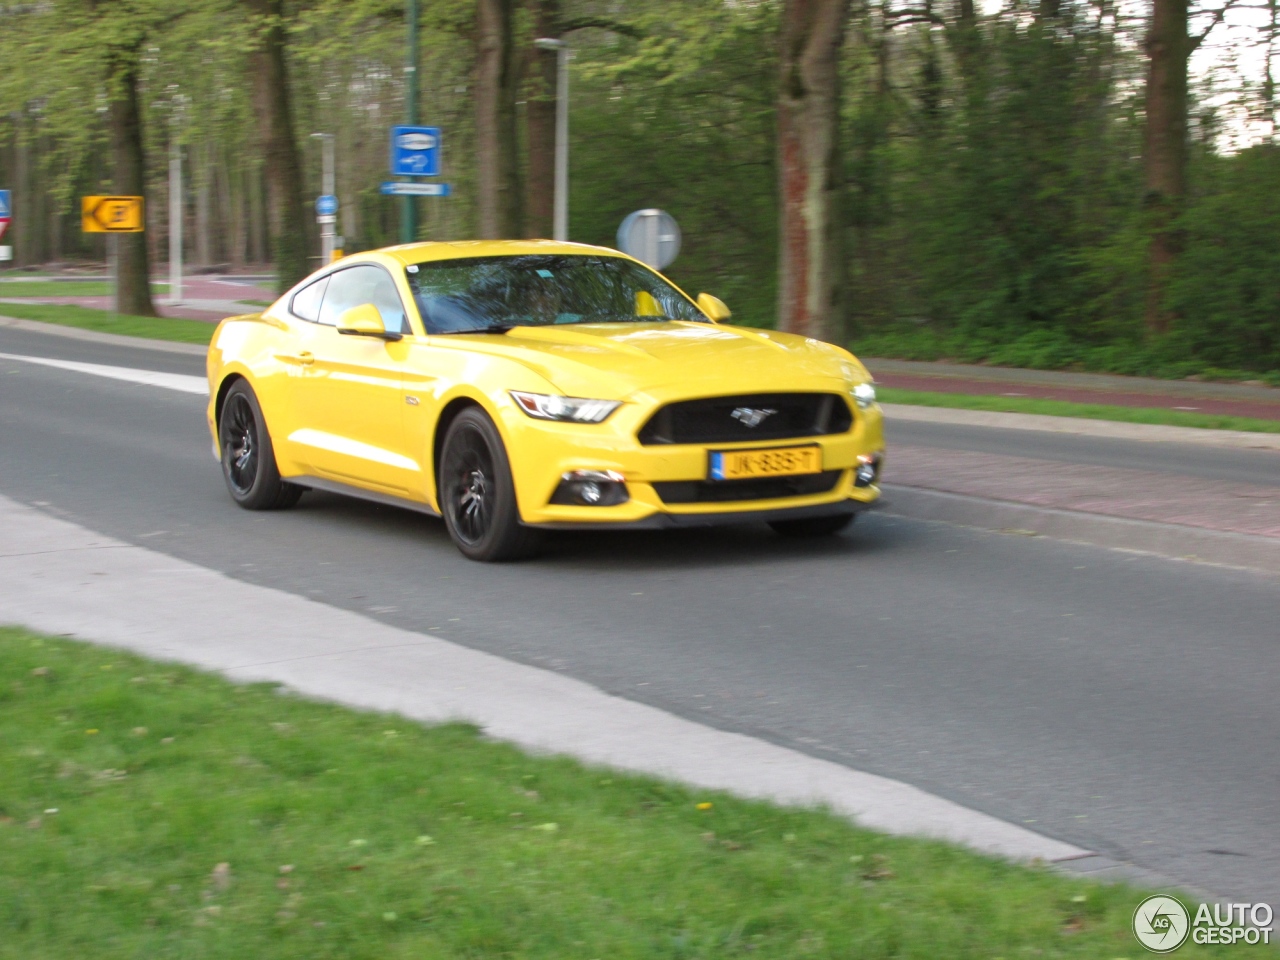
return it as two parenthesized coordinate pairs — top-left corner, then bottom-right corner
(438, 407), (541, 561)
(768, 512), (855, 538)
(219, 380), (303, 511)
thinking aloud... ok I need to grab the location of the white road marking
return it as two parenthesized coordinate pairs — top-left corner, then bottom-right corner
(0, 351), (207, 395)
(0, 492), (1087, 864)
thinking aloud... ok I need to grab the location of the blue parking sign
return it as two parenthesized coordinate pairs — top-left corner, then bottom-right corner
(0, 190), (10, 219)
(390, 126), (441, 177)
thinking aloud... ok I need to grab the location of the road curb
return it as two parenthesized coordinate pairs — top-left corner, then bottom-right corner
(881, 402), (1280, 449)
(881, 484), (1280, 576)
(0, 315), (210, 356)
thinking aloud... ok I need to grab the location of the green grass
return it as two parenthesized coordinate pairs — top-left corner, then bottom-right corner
(879, 386), (1280, 434)
(0, 627), (1261, 959)
(0, 281), (169, 298)
(0, 302), (214, 345)
(236, 299), (274, 308)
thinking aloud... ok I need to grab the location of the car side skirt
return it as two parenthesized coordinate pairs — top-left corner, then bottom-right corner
(289, 475), (441, 518)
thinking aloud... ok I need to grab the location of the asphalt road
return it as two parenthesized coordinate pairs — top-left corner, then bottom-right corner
(2, 325), (1278, 905)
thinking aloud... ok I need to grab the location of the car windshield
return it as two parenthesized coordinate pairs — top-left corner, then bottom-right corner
(405, 254), (708, 334)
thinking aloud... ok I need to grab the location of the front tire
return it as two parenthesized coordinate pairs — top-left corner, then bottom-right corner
(769, 512), (855, 538)
(219, 380), (303, 511)
(438, 408), (541, 561)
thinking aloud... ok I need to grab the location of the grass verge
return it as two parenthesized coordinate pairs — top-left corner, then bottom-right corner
(0, 281), (169, 298)
(0, 627), (1257, 958)
(879, 386), (1280, 434)
(0, 302), (215, 345)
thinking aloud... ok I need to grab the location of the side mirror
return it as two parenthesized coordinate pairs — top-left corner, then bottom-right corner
(337, 303), (401, 341)
(696, 292), (731, 322)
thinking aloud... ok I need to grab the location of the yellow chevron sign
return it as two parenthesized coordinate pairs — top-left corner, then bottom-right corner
(82, 195), (144, 233)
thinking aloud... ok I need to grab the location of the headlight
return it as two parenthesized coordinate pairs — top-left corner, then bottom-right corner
(510, 391), (621, 423)
(851, 382), (877, 408)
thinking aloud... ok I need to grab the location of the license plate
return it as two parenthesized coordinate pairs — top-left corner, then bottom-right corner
(708, 445), (822, 481)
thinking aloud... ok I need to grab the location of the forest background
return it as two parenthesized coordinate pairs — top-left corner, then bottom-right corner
(1, 0), (1278, 382)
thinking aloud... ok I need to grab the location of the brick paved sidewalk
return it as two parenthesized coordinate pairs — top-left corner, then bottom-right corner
(886, 445), (1280, 540)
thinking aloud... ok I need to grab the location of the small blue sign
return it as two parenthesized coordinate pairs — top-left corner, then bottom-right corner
(315, 194), (339, 217)
(380, 182), (451, 197)
(0, 190), (10, 219)
(390, 126), (441, 177)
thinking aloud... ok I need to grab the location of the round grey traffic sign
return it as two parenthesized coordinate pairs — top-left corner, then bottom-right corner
(617, 209), (681, 270)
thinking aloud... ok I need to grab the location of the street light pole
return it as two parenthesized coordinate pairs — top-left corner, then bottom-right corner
(534, 37), (569, 241)
(310, 133), (335, 263)
(168, 139), (183, 304)
(402, 0), (420, 244)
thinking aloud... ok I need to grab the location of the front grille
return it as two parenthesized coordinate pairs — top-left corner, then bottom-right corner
(637, 393), (853, 445)
(652, 470), (842, 504)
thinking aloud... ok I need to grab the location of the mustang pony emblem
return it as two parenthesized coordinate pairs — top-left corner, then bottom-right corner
(730, 407), (778, 428)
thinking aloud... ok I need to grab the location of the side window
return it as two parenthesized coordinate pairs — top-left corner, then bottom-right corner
(317, 264), (410, 333)
(290, 275), (328, 322)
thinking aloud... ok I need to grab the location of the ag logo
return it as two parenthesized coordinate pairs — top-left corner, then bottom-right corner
(1134, 895), (1190, 953)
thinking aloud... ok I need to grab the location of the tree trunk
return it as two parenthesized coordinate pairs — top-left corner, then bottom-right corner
(475, 0), (522, 239)
(776, 0), (851, 342)
(1142, 0), (1189, 335)
(525, 0), (560, 238)
(108, 56), (157, 317)
(247, 0), (309, 290)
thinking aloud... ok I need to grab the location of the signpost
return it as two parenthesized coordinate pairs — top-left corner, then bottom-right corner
(380, 182), (451, 197)
(316, 193), (338, 262)
(311, 132), (338, 263)
(0, 189), (11, 262)
(82, 195), (144, 313)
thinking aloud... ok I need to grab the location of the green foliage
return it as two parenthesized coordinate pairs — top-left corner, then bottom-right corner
(0, 0), (1277, 377)
(7, 627), (1263, 958)
(570, 1), (779, 326)
(1169, 144), (1280, 370)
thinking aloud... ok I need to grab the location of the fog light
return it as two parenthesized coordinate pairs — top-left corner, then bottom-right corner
(855, 452), (883, 487)
(550, 470), (629, 506)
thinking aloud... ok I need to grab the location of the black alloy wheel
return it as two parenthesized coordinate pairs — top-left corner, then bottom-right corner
(439, 408), (541, 561)
(218, 380), (303, 510)
(768, 512), (855, 538)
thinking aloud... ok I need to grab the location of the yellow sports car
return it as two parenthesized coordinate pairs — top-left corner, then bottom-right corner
(206, 240), (884, 560)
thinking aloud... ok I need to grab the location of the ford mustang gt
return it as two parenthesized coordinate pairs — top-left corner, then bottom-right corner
(206, 240), (884, 560)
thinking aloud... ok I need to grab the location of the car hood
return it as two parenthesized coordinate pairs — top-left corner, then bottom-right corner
(445, 322), (868, 399)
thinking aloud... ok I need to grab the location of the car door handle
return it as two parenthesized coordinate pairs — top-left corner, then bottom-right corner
(279, 351), (314, 366)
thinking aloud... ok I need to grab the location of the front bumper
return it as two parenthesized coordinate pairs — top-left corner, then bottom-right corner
(499, 391), (885, 527)
(522, 496), (878, 530)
